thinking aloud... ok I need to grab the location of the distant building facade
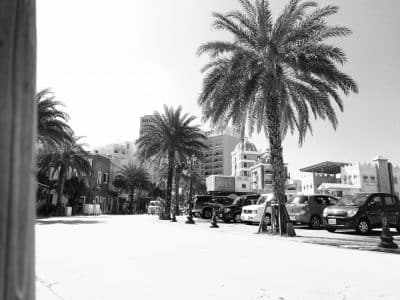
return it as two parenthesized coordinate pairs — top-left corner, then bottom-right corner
(139, 115), (156, 137)
(200, 127), (241, 177)
(94, 141), (137, 166)
(231, 138), (260, 177)
(87, 154), (112, 213)
(300, 156), (400, 197)
(250, 150), (291, 194)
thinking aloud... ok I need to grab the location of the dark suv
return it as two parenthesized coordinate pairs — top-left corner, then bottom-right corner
(218, 194), (260, 223)
(192, 195), (234, 219)
(323, 193), (400, 234)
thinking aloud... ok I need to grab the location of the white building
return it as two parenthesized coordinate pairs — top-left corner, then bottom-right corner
(339, 156), (400, 196)
(301, 156), (400, 197)
(94, 141), (137, 166)
(231, 138), (260, 178)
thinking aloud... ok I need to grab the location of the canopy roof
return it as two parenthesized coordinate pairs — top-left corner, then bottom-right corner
(317, 183), (360, 191)
(300, 161), (348, 174)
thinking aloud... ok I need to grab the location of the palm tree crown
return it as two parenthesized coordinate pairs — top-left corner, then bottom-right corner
(38, 137), (92, 208)
(37, 88), (73, 148)
(198, 0), (358, 143)
(136, 105), (207, 218)
(114, 163), (151, 214)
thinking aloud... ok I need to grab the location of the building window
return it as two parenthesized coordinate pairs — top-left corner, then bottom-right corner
(103, 173), (109, 184)
(97, 171), (102, 185)
(243, 162), (247, 168)
(394, 177), (398, 184)
(243, 171), (248, 176)
(244, 154), (247, 159)
(242, 184), (246, 188)
(370, 176), (376, 182)
(363, 175), (368, 182)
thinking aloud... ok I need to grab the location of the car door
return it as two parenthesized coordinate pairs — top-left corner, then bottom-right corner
(366, 195), (385, 226)
(313, 196), (328, 217)
(383, 195), (399, 226)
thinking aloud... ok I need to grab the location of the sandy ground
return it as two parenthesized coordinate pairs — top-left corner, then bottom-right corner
(36, 215), (400, 300)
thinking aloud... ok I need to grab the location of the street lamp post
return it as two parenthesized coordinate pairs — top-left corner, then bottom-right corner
(185, 155), (197, 224)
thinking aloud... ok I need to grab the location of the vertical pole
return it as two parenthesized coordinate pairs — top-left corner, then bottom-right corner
(0, 0), (37, 299)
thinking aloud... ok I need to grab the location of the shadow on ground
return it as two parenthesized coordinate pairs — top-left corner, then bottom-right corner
(36, 219), (105, 225)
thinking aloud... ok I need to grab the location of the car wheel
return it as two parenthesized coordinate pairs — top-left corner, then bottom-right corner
(309, 215), (321, 229)
(264, 213), (272, 225)
(356, 219), (371, 234)
(396, 219), (400, 233)
(327, 228), (336, 233)
(202, 209), (212, 219)
(233, 213), (241, 223)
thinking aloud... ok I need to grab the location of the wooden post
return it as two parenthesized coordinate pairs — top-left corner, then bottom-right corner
(0, 0), (37, 299)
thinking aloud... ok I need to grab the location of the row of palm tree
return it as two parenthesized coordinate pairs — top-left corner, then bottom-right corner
(197, 0), (358, 234)
(36, 89), (208, 216)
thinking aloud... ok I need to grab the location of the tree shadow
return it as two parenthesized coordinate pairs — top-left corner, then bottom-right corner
(36, 219), (105, 225)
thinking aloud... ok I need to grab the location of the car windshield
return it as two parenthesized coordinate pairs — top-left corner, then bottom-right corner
(233, 198), (242, 205)
(257, 194), (274, 205)
(336, 194), (369, 207)
(287, 196), (308, 205)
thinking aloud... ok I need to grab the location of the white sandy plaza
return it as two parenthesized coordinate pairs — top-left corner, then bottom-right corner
(36, 215), (400, 300)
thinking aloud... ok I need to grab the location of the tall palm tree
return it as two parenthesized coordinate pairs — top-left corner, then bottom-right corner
(198, 0), (358, 234)
(38, 137), (92, 214)
(114, 163), (151, 214)
(136, 106), (207, 219)
(37, 88), (73, 148)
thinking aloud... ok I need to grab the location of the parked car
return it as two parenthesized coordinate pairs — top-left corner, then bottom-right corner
(218, 194), (260, 223)
(147, 200), (162, 215)
(323, 193), (400, 234)
(192, 195), (234, 219)
(286, 194), (338, 229)
(240, 194), (275, 224)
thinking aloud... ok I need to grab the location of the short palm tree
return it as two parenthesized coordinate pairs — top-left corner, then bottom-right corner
(113, 163), (151, 214)
(38, 137), (92, 213)
(37, 88), (74, 148)
(136, 106), (207, 219)
(198, 0), (358, 234)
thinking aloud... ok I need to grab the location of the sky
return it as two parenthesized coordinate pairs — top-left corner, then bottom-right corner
(37, 0), (400, 178)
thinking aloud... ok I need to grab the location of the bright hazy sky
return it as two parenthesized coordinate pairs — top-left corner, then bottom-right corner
(37, 0), (400, 178)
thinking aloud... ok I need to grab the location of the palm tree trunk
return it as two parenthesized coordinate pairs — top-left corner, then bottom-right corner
(0, 0), (36, 298)
(57, 170), (66, 216)
(164, 154), (174, 219)
(266, 101), (294, 236)
(130, 189), (135, 214)
(174, 169), (180, 215)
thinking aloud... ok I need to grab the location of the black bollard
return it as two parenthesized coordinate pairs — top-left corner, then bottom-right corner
(170, 210), (177, 222)
(186, 210), (195, 224)
(378, 216), (398, 249)
(210, 208), (219, 228)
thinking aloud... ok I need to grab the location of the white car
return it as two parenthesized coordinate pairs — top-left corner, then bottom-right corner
(147, 200), (162, 215)
(240, 194), (274, 224)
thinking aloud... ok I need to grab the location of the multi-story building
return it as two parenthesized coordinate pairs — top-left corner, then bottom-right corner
(139, 115), (156, 137)
(301, 156), (400, 197)
(87, 154), (112, 213)
(201, 127), (241, 177)
(250, 150), (290, 194)
(231, 138), (260, 177)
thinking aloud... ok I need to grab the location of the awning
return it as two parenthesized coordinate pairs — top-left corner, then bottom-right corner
(317, 183), (360, 191)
